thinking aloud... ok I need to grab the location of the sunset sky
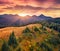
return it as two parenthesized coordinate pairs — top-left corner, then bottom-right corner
(0, 0), (60, 17)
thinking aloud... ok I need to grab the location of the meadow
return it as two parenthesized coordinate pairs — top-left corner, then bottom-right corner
(0, 23), (60, 51)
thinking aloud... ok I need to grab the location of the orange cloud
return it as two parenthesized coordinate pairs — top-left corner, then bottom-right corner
(0, 0), (60, 17)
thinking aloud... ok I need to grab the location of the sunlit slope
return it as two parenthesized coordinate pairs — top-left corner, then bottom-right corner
(0, 24), (41, 39)
(0, 24), (58, 39)
(0, 23), (60, 51)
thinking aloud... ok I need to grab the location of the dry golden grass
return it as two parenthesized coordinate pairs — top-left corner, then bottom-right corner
(0, 23), (59, 39)
(0, 24), (59, 51)
(0, 24), (41, 39)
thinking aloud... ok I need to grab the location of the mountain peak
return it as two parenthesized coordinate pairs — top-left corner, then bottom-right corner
(39, 14), (45, 17)
(38, 14), (45, 18)
(32, 15), (37, 17)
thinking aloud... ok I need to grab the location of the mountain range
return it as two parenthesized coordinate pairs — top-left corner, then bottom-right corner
(0, 14), (60, 28)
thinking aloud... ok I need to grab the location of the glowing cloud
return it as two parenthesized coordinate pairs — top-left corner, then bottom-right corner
(0, 0), (60, 17)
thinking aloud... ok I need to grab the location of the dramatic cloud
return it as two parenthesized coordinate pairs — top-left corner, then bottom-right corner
(4, 5), (43, 10)
(54, 0), (60, 4)
(35, 0), (46, 2)
(4, 5), (60, 10)
(0, 0), (60, 17)
(0, 0), (13, 5)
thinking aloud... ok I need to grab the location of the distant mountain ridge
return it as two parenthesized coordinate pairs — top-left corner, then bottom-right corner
(0, 14), (60, 28)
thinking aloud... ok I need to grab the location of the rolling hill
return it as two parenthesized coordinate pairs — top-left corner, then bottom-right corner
(0, 14), (60, 51)
(0, 23), (60, 51)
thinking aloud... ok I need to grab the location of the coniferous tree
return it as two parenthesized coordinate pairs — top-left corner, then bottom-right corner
(34, 26), (39, 32)
(8, 32), (18, 48)
(1, 41), (10, 51)
(23, 27), (31, 33)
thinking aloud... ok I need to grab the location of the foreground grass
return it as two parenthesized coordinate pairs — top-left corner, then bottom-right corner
(0, 24), (60, 51)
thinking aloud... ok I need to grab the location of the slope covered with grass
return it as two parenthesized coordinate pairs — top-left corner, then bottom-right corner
(0, 23), (60, 51)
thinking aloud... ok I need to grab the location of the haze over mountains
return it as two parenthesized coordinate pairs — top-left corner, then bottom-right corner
(0, 14), (60, 28)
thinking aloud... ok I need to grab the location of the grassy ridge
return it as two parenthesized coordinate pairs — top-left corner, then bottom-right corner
(0, 23), (60, 51)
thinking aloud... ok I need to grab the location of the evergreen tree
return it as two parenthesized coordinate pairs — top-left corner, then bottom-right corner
(23, 27), (31, 33)
(1, 41), (10, 51)
(34, 26), (39, 32)
(8, 32), (18, 48)
(40, 42), (53, 51)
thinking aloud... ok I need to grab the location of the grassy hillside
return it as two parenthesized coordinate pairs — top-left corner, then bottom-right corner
(0, 23), (60, 51)
(0, 24), (41, 39)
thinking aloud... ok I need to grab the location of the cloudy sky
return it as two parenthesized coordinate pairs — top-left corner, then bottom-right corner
(0, 0), (60, 17)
